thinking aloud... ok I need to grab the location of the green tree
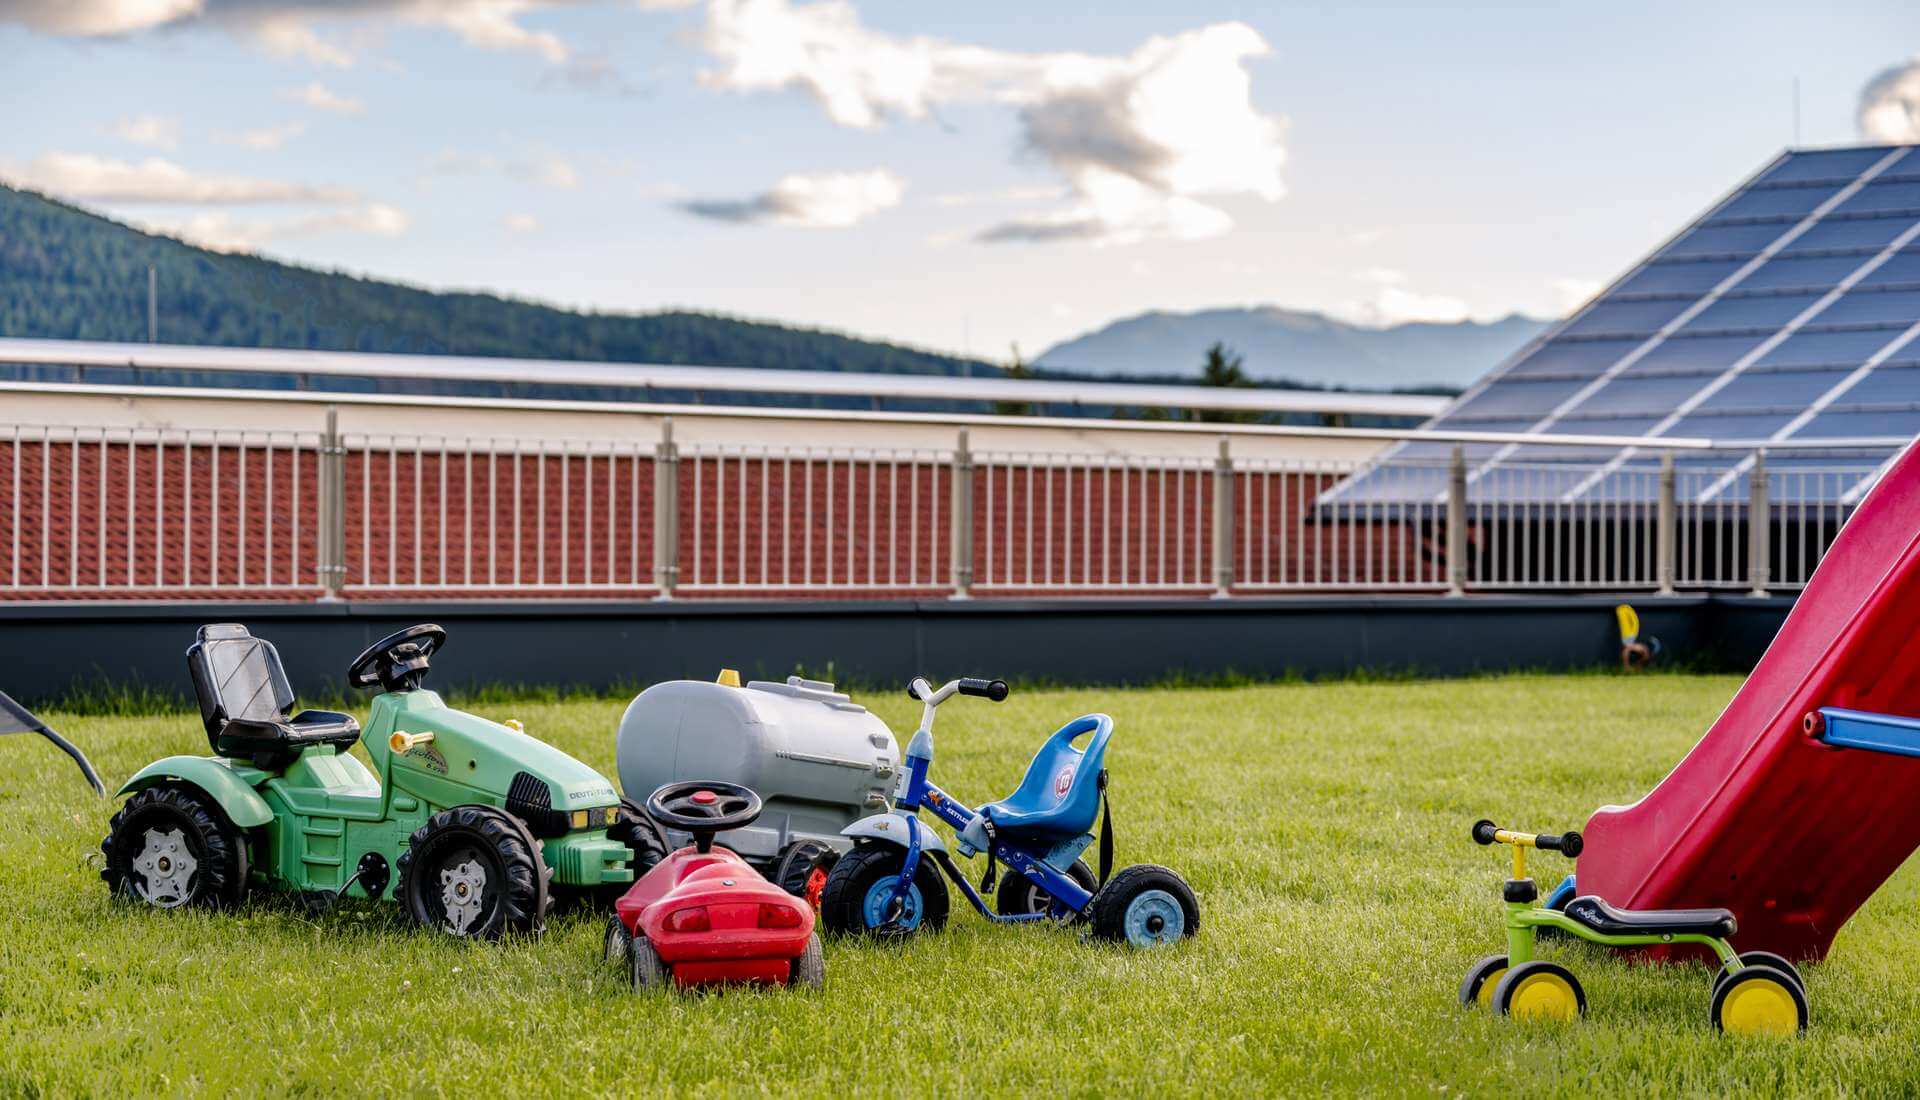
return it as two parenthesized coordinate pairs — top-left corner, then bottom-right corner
(1189, 342), (1258, 423)
(992, 343), (1036, 416)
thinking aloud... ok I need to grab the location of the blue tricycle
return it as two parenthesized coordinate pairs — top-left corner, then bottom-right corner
(818, 675), (1198, 948)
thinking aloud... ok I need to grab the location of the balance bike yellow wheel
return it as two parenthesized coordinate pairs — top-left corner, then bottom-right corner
(1492, 960), (1585, 1021)
(1459, 955), (1509, 1009)
(1711, 967), (1807, 1035)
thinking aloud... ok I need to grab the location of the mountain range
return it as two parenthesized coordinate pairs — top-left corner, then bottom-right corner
(1, 183), (1541, 393)
(1036, 307), (1550, 390)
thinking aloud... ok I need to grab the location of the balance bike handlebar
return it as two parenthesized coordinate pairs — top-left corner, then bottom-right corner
(1472, 819), (1584, 857)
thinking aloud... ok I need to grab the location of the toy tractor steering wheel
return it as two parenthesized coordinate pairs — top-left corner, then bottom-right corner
(348, 624), (448, 693)
(645, 780), (763, 853)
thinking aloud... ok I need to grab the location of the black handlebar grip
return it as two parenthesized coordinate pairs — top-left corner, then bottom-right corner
(1471, 819), (1499, 845)
(958, 678), (1010, 702)
(1537, 831), (1584, 856)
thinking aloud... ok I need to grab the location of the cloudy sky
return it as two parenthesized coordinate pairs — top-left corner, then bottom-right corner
(1, 0), (1917, 359)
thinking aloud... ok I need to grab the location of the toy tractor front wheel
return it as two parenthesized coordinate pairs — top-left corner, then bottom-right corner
(102, 785), (249, 910)
(396, 805), (549, 940)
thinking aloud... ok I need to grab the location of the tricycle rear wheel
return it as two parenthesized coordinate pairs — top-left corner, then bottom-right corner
(1089, 864), (1199, 947)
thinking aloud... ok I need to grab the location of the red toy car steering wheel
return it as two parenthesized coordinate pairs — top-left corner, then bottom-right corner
(645, 780), (762, 852)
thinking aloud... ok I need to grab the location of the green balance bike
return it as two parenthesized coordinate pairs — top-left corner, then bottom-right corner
(102, 623), (636, 938)
(1460, 820), (1807, 1035)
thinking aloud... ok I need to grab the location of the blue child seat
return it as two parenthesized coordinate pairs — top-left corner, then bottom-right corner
(978, 713), (1113, 838)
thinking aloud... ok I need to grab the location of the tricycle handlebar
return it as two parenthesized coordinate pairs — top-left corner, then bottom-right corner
(907, 677), (1010, 704)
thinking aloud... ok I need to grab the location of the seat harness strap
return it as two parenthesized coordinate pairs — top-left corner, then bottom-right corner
(1097, 770), (1114, 886)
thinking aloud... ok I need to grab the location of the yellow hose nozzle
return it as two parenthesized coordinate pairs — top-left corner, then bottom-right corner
(389, 730), (436, 754)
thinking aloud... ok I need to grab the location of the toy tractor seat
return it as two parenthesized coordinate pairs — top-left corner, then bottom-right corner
(1563, 895), (1736, 939)
(187, 624), (360, 770)
(978, 714), (1113, 839)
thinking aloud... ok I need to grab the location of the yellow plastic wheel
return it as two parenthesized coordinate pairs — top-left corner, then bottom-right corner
(1492, 960), (1585, 1022)
(1459, 954), (1509, 1009)
(1712, 967), (1807, 1036)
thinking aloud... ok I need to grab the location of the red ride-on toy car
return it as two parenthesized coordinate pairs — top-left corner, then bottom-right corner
(601, 781), (823, 990)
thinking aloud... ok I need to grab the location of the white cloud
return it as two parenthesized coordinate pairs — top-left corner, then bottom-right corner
(1332, 271), (1475, 327)
(695, 1), (1286, 245)
(141, 202), (411, 251)
(681, 167), (904, 228)
(2, 152), (357, 204)
(503, 211), (539, 233)
(1859, 55), (1920, 143)
(218, 121), (307, 150)
(283, 81), (365, 114)
(109, 114), (181, 150)
(0, 1), (577, 66)
(246, 14), (353, 66)
(0, 0), (202, 35)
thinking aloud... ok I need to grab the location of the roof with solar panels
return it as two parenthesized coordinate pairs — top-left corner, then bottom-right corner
(1327, 143), (1920, 507)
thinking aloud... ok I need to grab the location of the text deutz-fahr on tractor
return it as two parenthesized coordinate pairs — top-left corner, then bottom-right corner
(102, 624), (635, 938)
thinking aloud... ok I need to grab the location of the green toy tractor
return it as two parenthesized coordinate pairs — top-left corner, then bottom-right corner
(101, 623), (635, 938)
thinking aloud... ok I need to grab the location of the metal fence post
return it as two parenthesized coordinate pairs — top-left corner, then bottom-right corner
(317, 406), (345, 601)
(1212, 438), (1233, 597)
(1656, 451), (1676, 596)
(1446, 444), (1467, 596)
(653, 417), (679, 599)
(951, 429), (973, 599)
(1748, 448), (1770, 597)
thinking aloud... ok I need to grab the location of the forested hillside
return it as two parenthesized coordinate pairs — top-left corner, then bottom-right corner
(0, 185), (995, 376)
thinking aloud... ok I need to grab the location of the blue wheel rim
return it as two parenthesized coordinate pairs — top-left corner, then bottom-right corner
(1122, 888), (1184, 946)
(862, 875), (923, 931)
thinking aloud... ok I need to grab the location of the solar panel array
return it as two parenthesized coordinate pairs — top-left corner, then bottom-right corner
(1331, 144), (1920, 505)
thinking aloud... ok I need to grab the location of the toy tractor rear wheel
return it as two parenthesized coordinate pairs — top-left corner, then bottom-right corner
(396, 805), (548, 940)
(820, 844), (949, 938)
(101, 785), (249, 910)
(791, 932), (826, 988)
(629, 936), (670, 989)
(1089, 864), (1199, 947)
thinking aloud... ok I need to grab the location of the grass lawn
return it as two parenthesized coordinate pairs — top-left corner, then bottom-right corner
(5, 672), (1920, 1096)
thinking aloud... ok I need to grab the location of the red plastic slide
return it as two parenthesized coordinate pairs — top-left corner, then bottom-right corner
(1577, 440), (1920, 961)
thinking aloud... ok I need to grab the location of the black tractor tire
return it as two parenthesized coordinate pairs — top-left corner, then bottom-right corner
(771, 840), (840, 909)
(102, 785), (250, 910)
(1088, 864), (1200, 947)
(588, 798), (671, 909)
(995, 858), (1098, 920)
(396, 805), (547, 940)
(819, 843), (950, 939)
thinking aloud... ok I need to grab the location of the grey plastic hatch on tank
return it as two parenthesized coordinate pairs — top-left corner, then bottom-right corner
(615, 673), (899, 864)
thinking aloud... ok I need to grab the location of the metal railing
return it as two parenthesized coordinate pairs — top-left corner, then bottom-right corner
(0, 414), (1900, 601)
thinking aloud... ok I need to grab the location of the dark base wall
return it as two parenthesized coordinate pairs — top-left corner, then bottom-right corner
(0, 594), (1794, 706)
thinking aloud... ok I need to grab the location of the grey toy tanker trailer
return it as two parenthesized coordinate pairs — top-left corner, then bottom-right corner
(616, 672), (899, 899)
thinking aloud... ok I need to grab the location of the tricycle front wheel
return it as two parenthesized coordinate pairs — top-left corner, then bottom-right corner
(819, 844), (949, 938)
